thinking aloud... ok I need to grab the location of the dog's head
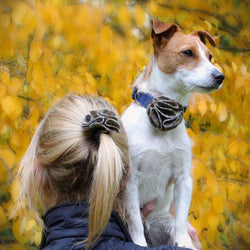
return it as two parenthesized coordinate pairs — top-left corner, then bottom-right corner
(151, 19), (224, 94)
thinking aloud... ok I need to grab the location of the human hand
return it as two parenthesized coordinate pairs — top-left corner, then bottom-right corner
(141, 198), (157, 223)
(188, 222), (201, 250)
(141, 200), (201, 250)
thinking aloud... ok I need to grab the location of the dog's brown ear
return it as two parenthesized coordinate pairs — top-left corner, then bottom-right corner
(151, 20), (180, 46)
(192, 30), (216, 47)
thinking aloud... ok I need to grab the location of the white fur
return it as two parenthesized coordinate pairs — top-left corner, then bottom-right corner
(122, 35), (223, 248)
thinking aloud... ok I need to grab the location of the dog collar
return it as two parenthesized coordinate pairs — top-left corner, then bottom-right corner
(132, 87), (187, 131)
(132, 87), (154, 108)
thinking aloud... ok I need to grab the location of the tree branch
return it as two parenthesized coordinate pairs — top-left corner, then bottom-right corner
(218, 46), (250, 53)
(159, 4), (244, 37)
(17, 95), (35, 102)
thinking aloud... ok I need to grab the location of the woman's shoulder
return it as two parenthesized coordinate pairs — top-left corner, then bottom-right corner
(40, 202), (132, 249)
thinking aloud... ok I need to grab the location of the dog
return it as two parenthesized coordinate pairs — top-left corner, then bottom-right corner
(121, 19), (224, 249)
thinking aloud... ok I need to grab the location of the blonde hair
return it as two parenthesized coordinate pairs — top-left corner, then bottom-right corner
(18, 93), (130, 248)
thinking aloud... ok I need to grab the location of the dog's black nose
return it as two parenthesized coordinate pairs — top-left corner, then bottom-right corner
(213, 71), (225, 85)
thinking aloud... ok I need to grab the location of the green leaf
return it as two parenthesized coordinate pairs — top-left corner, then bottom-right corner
(220, 232), (229, 244)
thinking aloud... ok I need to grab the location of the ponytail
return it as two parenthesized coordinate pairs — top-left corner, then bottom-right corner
(87, 133), (124, 248)
(18, 94), (130, 248)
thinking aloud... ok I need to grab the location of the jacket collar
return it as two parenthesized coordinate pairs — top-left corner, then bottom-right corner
(40, 201), (132, 249)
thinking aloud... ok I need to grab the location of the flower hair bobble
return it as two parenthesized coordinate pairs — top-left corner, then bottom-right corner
(82, 109), (120, 139)
(147, 96), (184, 131)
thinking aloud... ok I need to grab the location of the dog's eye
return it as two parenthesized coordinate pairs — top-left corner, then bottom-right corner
(182, 50), (194, 57)
(209, 54), (213, 61)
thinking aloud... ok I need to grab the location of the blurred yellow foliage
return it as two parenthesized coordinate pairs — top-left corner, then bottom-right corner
(0, 0), (249, 249)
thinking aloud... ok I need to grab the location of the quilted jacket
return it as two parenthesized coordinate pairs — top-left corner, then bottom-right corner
(40, 201), (189, 250)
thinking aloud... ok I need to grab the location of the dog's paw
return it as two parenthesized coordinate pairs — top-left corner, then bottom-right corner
(133, 238), (148, 247)
(129, 225), (148, 246)
(176, 233), (199, 250)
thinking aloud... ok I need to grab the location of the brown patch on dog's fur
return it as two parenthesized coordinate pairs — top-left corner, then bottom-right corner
(149, 20), (215, 75)
(191, 30), (216, 47)
(136, 20), (216, 90)
(155, 32), (212, 74)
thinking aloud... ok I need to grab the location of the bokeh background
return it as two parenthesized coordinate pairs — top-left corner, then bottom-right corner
(0, 0), (249, 249)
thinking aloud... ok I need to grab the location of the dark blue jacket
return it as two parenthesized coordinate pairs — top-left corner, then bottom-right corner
(40, 201), (189, 250)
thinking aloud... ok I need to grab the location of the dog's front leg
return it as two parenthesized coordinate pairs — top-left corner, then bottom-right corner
(174, 174), (197, 249)
(124, 176), (148, 246)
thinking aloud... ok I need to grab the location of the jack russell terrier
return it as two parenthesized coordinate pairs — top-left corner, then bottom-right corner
(122, 19), (224, 249)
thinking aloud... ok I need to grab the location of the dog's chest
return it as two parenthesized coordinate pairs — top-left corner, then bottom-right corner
(134, 131), (190, 203)
(122, 104), (191, 168)
(122, 104), (192, 205)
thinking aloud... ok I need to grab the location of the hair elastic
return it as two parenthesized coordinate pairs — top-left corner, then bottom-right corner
(82, 109), (120, 137)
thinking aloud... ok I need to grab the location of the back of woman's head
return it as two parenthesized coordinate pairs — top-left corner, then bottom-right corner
(18, 93), (130, 247)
